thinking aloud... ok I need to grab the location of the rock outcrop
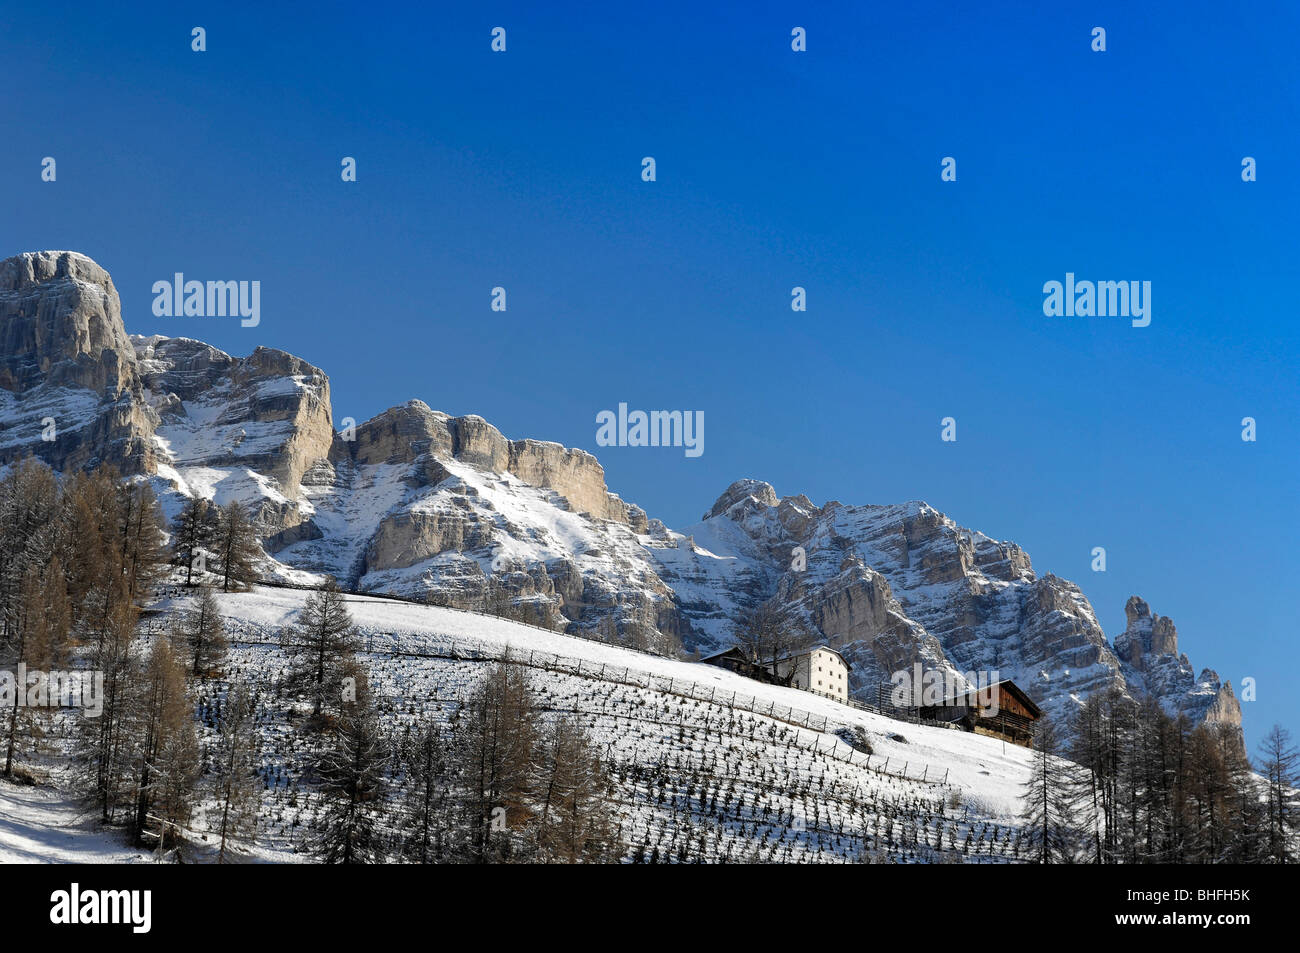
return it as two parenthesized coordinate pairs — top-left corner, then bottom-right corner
(136, 336), (334, 499)
(0, 251), (157, 472)
(0, 249), (1250, 751)
(335, 400), (646, 528)
(1115, 595), (1243, 749)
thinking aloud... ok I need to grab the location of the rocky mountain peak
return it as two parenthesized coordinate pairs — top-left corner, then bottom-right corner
(1109, 596), (1242, 752)
(1117, 594), (1180, 668)
(0, 250), (140, 397)
(704, 478), (780, 520)
(0, 251), (155, 472)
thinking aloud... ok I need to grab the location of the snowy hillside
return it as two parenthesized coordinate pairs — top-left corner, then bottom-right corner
(1, 584), (1043, 864)
(155, 586), (1034, 863)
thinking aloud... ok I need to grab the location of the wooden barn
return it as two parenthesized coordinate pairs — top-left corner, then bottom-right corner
(698, 647), (778, 684)
(917, 679), (1044, 747)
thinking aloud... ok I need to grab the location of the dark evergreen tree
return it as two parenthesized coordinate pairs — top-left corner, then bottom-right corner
(1021, 717), (1077, 863)
(281, 580), (359, 720)
(212, 500), (261, 592)
(210, 684), (261, 863)
(311, 704), (388, 864)
(172, 497), (215, 586)
(182, 586), (228, 677)
(1257, 725), (1299, 863)
(397, 721), (455, 863)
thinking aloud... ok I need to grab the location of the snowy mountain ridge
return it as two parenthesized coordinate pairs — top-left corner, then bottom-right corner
(0, 250), (1243, 749)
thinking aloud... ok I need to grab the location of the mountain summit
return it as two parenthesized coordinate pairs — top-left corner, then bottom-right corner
(0, 251), (1243, 749)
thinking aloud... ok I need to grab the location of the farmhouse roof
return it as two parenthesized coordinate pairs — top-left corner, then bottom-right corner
(938, 679), (1043, 719)
(773, 645), (852, 670)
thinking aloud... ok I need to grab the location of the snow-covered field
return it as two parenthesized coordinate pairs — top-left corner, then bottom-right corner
(5, 586), (1039, 863)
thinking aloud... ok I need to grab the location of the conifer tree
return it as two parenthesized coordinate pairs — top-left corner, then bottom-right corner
(2, 559), (72, 776)
(212, 500), (261, 592)
(128, 638), (198, 847)
(1021, 717), (1077, 863)
(81, 589), (139, 821)
(115, 481), (168, 604)
(211, 684), (261, 863)
(282, 580), (358, 719)
(172, 497), (215, 586)
(183, 586), (228, 677)
(1257, 725), (1299, 863)
(311, 703), (388, 864)
(398, 721), (454, 863)
(534, 716), (618, 862)
(455, 663), (541, 861)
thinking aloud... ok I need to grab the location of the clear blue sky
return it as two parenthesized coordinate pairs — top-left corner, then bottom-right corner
(5, 2), (1297, 751)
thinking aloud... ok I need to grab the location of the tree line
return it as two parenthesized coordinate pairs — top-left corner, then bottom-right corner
(0, 458), (261, 856)
(1022, 688), (1298, 863)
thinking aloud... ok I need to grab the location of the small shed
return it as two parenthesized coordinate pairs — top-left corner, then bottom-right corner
(698, 647), (777, 684)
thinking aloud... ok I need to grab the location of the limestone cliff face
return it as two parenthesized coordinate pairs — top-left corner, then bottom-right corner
(0, 251), (157, 473)
(338, 400), (454, 466)
(336, 399), (646, 531)
(0, 251), (139, 395)
(0, 252), (333, 501)
(0, 250), (1253, 749)
(136, 336), (334, 499)
(1115, 596), (1180, 667)
(779, 554), (953, 689)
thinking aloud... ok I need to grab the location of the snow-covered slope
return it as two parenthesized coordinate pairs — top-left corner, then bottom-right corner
(205, 586), (1035, 862)
(0, 783), (148, 864)
(3, 585), (1042, 863)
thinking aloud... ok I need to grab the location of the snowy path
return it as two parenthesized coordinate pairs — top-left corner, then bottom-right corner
(0, 780), (145, 864)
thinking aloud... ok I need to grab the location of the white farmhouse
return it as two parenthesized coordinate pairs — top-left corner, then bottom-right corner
(772, 646), (851, 703)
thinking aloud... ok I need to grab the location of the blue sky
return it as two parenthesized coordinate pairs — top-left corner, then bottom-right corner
(5, 2), (1297, 751)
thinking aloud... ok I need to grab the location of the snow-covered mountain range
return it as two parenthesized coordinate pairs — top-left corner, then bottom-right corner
(0, 250), (1243, 748)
